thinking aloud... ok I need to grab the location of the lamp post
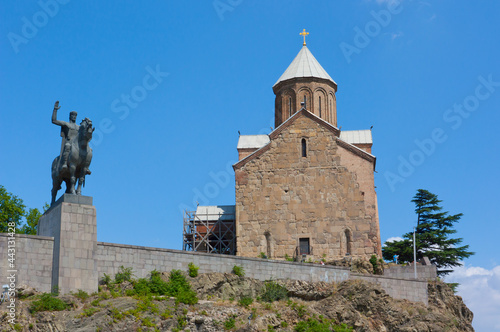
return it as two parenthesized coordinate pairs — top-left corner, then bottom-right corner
(413, 227), (417, 279)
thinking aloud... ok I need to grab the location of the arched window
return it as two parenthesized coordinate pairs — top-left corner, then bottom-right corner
(301, 138), (307, 157)
(344, 229), (352, 255)
(319, 96), (322, 117)
(265, 231), (272, 258)
(303, 95), (307, 108)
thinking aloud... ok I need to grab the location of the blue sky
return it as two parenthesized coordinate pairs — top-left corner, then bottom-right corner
(1, 1), (499, 330)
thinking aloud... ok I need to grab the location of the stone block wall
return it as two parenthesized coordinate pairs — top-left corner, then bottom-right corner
(0, 233), (430, 304)
(384, 265), (438, 280)
(234, 113), (380, 260)
(351, 273), (429, 305)
(0, 234), (54, 293)
(38, 197), (98, 295)
(96, 242), (350, 284)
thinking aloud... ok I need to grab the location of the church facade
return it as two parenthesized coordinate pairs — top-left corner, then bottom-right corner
(184, 37), (382, 261)
(234, 41), (381, 261)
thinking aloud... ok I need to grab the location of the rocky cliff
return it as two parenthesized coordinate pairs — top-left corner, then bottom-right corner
(0, 272), (473, 331)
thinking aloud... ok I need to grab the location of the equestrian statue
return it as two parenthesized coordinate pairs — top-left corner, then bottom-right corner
(51, 101), (94, 205)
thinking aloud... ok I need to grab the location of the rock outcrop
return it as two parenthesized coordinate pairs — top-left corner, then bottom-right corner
(0, 273), (473, 331)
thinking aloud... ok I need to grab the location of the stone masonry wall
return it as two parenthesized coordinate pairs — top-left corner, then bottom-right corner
(351, 273), (429, 305)
(96, 242), (429, 304)
(0, 235), (430, 304)
(235, 113), (380, 260)
(384, 265), (437, 280)
(96, 242), (350, 284)
(0, 234), (54, 293)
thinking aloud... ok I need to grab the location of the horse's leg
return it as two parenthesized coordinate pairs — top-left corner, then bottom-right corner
(76, 169), (84, 195)
(51, 179), (58, 205)
(69, 164), (77, 194)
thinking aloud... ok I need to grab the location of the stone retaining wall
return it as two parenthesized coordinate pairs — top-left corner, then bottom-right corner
(384, 265), (437, 280)
(0, 234), (54, 293)
(0, 233), (434, 304)
(351, 273), (429, 305)
(96, 242), (350, 283)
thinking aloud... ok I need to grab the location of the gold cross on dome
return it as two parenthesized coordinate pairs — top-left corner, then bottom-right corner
(300, 29), (309, 46)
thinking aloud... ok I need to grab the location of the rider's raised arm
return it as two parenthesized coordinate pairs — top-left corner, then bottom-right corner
(51, 100), (65, 126)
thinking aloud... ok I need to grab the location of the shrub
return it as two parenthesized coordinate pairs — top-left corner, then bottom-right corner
(114, 266), (134, 284)
(259, 252), (268, 259)
(131, 269), (198, 305)
(188, 262), (199, 278)
(101, 273), (111, 285)
(261, 281), (288, 303)
(224, 317), (236, 330)
(294, 319), (353, 332)
(238, 296), (253, 308)
(79, 307), (100, 317)
(285, 254), (295, 262)
(30, 293), (68, 313)
(369, 255), (378, 274)
(73, 289), (89, 301)
(232, 265), (245, 277)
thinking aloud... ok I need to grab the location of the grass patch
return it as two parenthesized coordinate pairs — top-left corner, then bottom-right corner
(188, 262), (199, 278)
(294, 318), (353, 332)
(132, 270), (198, 305)
(238, 296), (253, 308)
(79, 307), (100, 317)
(224, 316), (236, 330)
(73, 289), (89, 301)
(30, 293), (68, 313)
(261, 281), (288, 302)
(232, 265), (245, 277)
(114, 266), (134, 284)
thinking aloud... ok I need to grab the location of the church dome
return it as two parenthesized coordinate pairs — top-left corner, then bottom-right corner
(273, 45), (337, 89)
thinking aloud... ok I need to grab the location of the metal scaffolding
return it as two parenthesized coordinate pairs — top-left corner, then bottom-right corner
(183, 205), (236, 255)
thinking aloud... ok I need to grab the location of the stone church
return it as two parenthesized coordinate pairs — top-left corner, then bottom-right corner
(183, 35), (382, 261)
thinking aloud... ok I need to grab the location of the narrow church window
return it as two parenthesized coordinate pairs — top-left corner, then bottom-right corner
(329, 99), (332, 122)
(303, 95), (307, 108)
(288, 97), (292, 116)
(345, 229), (352, 255)
(319, 96), (322, 117)
(299, 238), (310, 255)
(265, 231), (272, 258)
(301, 138), (307, 157)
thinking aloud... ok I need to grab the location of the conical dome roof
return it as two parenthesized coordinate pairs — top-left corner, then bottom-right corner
(273, 45), (336, 88)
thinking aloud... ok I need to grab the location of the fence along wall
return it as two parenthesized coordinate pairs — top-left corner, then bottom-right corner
(0, 234), (54, 293)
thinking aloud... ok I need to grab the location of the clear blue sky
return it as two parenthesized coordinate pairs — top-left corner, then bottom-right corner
(1, 1), (499, 330)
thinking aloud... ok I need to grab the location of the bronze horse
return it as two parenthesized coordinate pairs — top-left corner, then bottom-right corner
(51, 118), (94, 205)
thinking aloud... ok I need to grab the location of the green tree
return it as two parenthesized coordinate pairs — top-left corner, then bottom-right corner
(0, 185), (47, 234)
(0, 185), (26, 233)
(383, 189), (474, 276)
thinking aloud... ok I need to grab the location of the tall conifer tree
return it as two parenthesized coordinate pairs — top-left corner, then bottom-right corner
(383, 189), (474, 276)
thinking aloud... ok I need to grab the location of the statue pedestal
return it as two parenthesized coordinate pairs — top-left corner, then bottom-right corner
(38, 194), (97, 294)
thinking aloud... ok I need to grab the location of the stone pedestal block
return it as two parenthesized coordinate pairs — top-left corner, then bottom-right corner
(38, 194), (97, 294)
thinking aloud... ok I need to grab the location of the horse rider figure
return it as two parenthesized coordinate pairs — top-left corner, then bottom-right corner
(52, 101), (89, 173)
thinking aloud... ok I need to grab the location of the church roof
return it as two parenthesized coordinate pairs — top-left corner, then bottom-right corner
(273, 46), (336, 88)
(234, 108), (376, 170)
(340, 130), (372, 145)
(237, 135), (270, 149)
